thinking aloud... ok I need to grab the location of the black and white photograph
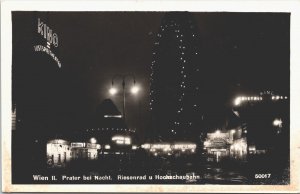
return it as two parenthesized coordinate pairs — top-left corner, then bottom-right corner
(1, 1), (300, 193)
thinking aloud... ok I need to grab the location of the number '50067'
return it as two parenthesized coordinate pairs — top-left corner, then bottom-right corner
(255, 174), (271, 178)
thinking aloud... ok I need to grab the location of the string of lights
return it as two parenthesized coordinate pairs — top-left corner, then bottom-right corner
(234, 91), (288, 106)
(149, 13), (202, 138)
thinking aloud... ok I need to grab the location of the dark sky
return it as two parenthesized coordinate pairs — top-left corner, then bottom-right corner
(12, 12), (290, 135)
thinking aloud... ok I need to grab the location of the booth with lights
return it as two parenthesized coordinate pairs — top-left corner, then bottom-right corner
(204, 129), (247, 162)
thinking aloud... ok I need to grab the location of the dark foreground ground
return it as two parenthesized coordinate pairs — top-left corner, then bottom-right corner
(12, 148), (289, 185)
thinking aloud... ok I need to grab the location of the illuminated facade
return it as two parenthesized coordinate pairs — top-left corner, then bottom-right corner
(204, 129), (247, 162)
(46, 139), (72, 167)
(149, 12), (203, 140)
(232, 90), (289, 155)
(141, 142), (197, 156)
(44, 99), (137, 163)
(70, 142), (100, 160)
(233, 90), (288, 106)
(46, 139), (101, 167)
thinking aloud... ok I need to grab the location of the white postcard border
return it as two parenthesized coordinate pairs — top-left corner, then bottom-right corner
(1, 0), (300, 192)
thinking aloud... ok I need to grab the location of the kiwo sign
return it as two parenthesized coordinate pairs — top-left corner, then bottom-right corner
(33, 18), (62, 68)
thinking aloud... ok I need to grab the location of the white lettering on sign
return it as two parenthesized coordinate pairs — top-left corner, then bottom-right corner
(33, 45), (61, 68)
(37, 18), (58, 47)
(86, 143), (101, 149)
(71, 142), (85, 148)
(34, 18), (62, 68)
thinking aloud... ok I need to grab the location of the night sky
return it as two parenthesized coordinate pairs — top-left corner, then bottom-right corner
(12, 12), (290, 136)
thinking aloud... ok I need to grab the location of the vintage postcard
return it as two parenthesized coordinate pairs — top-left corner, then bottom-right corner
(1, 0), (300, 193)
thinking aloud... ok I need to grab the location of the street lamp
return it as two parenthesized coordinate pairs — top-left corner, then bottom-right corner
(273, 118), (283, 134)
(109, 87), (117, 95)
(109, 74), (139, 120)
(273, 118), (282, 127)
(131, 85), (140, 94)
(90, 137), (97, 144)
(234, 97), (241, 106)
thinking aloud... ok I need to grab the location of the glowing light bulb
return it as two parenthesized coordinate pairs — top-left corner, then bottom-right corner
(109, 87), (117, 95)
(90, 137), (97, 144)
(234, 97), (241, 106)
(131, 85), (140, 94)
(273, 118), (282, 127)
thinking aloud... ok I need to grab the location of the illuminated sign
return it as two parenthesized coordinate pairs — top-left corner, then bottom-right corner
(86, 143), (101, 149)
(208, 138), (228, 148)
(141, 144), (150, 149)
(47, 139), (69, 145)
(71, 142), (85, 148)
(33, 18), (62, 68)
(141, 143), (197, 151)
(104, 115), (122, 118)
(37, 18), (58, 47)
(207, 132), (229, 140)
(210, 149), (227, 152)
(112, 136), (131, 145)
(152, 144), (171, 149)
(205, 132), (231, 148)
(173, 143), (196, 150)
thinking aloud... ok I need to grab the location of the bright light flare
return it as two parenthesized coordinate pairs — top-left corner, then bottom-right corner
(104, 115), (122, 118)
(234, 97), (241, 106)
(112, 135), (131, 145)
(141, 144), (150, 149)
(204, 141), (210, 147)
(90, 137), (97, 144)
(131, 85), (140, 94)
(109, 87), (117, 95)
(273, 118), (282, 127)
